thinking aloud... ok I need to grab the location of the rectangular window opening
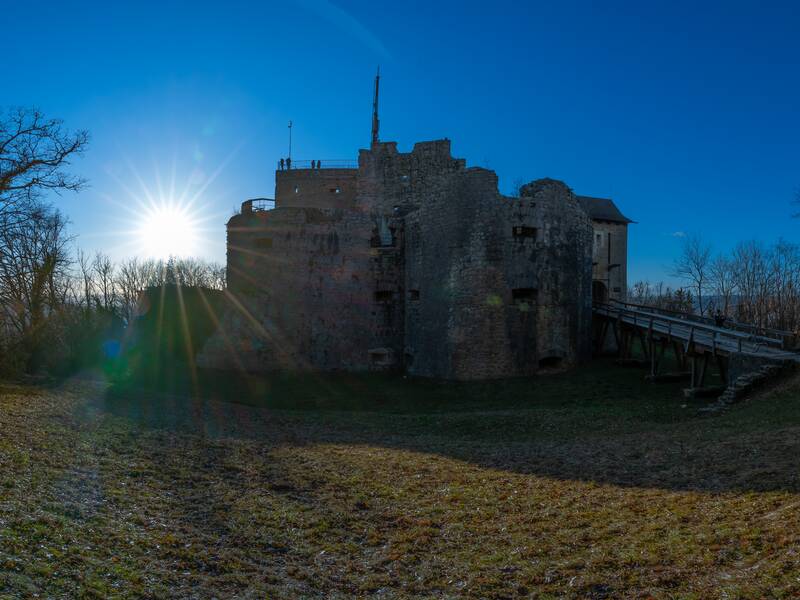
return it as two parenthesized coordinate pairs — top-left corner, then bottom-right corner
(255, 238), (273, 249)
(369, 349), (393, 366)
(512, 288), (537, 303)
(513, 226), (537, 239)
(409, 289), (420, 301)
(374, 290), (394, 302)
(370, 352), (387, 365)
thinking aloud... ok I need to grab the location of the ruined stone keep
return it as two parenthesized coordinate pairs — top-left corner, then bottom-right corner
(199, 83), (631, 380)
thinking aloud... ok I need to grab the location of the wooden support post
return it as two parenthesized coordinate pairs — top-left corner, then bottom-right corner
(673, 341), (685, 370)
(650, 338), (656, 376)
(698, 353), (709, 387)
(598, 320), (609, 353)
(716, 353), (729, 386)
(639, 330), (650, 360)
(622, 328), (631, 359)
(655, 339), (667, 375)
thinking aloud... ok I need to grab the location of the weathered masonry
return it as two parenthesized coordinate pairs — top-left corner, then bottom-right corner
(578, 196), (632, 304)
(199, 77), (631, 380)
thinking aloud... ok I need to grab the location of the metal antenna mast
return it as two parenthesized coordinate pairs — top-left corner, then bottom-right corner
(371, 67), (380, 146)
(288, 120), (293, 160)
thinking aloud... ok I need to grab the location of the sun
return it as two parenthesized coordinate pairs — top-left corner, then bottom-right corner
(137, 203), (199, 259)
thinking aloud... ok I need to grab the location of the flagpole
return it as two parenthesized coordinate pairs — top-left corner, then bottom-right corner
(288, 120), (293, 161)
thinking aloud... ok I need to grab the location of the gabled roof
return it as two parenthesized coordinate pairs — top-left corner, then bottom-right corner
(577, 195), (633, 224)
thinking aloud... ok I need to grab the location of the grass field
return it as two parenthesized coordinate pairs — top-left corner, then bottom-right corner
(1, 359), (800, 598)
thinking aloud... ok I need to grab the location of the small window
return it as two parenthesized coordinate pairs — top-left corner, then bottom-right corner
(539, 356), (563, 369)
(513, 226), (537, 239)
(329, 187), (341, 194)
(512, 288), (537, 303)
(369, 348), (394, 367)
(255, 238), (273, 249)
(374, 290), (393, 302)
(409, 289), (420, 301)
(370, 351), (388, 365)
(613, 286), (621, 293)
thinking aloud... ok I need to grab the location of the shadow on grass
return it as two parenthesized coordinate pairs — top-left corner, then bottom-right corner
(93, 357), (800, 494)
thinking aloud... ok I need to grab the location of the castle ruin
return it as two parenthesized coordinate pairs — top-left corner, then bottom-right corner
(198, 76), (631, 380)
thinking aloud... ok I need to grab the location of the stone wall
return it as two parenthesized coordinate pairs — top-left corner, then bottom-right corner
(203, 139), (596, 379)
(591, 221), (628, 302)
(208, 205), (398, 371)
(356, 140), (466, 215)
(209, 199), (408, 372)
(403, 173), (592, 380)
(275, 168), (358, 209)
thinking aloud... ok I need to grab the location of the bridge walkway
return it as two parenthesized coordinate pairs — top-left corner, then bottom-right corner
(592, 301), (800, 393)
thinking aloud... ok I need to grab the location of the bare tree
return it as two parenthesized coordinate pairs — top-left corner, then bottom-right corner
(117, 257), (159, 322)
(76, 249), (94, 311)
(672, 234), (712, 316)
(0, 108), (88, 227)
(91, 251), (116, 312)
(709, 254), (737, 316)
(168, 257), (226, 289)
(731, 240), (771, 327)
(628, 280), (693, 313)
(766, 240), (800, 331)
(0, 204), (72, 339)
(208, 263), (226, 290)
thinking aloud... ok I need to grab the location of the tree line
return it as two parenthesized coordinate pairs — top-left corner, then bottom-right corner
(631, 234), (800, 333)
(0, 107), (223, 375)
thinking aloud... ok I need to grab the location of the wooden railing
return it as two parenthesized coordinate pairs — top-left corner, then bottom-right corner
(593, 302), (792, 357)
(608, 299), (798, 349)
(276, 159), (358, 170)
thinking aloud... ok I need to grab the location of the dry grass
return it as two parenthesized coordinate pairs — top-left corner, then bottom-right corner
(1, 361), (800, 598)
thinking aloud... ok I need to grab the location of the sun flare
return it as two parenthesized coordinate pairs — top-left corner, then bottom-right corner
(137, 203), (200, 259)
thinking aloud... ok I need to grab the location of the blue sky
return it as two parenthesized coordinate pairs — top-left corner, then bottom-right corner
(4, 0), (799, 283)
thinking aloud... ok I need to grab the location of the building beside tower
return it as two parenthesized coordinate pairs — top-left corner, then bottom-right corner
(198, 76), (631, 379)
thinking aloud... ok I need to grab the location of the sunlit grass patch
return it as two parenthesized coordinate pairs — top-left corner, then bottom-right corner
(1, 364), (800, 597)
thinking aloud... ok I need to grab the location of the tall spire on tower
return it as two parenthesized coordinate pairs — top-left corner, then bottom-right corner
(371, 67), (380, 147)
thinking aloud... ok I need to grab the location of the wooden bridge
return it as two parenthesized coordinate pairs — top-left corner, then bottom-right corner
(592, 300), (800, 393)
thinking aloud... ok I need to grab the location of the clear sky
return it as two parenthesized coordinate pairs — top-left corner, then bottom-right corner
(5, 0), (799, 283)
